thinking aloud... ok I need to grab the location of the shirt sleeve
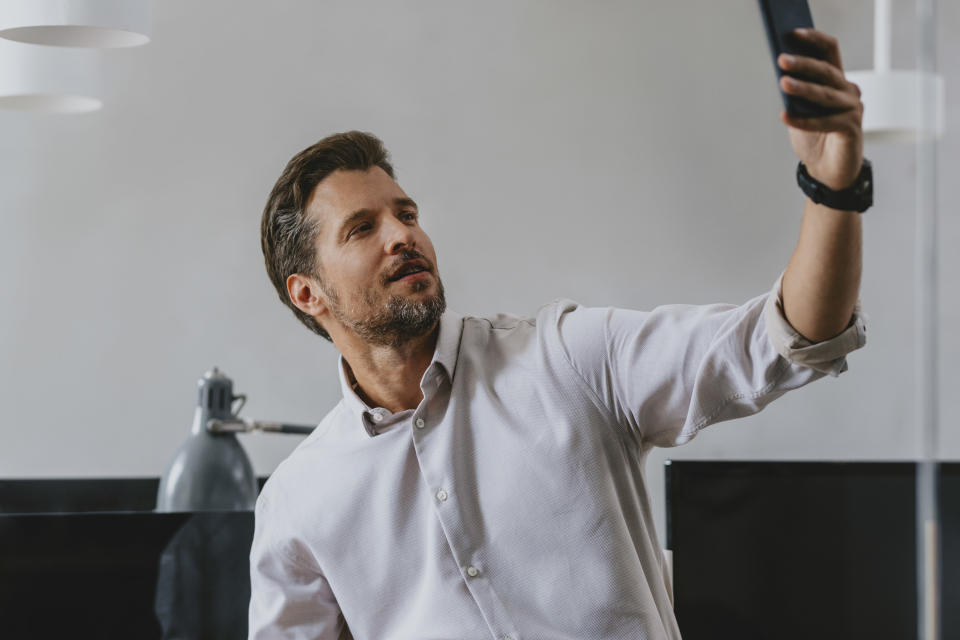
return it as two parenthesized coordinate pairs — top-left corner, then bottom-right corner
(549, 273), (867, 449)
(248, 494), (348, 640)
(763, 269), (868, 377)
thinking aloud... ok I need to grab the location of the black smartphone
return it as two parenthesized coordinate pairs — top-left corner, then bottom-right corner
(758, 0), (844, 118)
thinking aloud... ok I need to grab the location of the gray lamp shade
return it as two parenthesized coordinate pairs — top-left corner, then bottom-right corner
(156, 369), (258, 512)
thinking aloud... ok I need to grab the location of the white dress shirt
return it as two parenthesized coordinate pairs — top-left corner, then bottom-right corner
(249, 270), (867, 640)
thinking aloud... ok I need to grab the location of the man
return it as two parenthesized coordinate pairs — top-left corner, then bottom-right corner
(250, 28), (868, 640)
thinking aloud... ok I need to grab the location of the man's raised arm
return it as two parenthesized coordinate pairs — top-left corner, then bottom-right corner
(773, 28), (867, 343)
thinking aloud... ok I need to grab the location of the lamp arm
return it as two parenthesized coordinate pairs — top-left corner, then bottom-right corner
(206, 417), (315, 435)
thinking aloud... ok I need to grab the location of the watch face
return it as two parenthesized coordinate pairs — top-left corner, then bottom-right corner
(857, 164), (872, 196)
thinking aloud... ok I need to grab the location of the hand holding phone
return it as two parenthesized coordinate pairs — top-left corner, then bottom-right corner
(758, 0), (846, 118)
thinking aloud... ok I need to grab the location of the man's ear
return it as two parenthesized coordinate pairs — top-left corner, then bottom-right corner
(286, 273), (328, 319)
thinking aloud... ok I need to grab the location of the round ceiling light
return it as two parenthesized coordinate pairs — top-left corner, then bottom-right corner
(845, 70), (944, 142)
(846, 0), (945, 142)
(0, 0), (150, 48)
(0, 40), (102, 113)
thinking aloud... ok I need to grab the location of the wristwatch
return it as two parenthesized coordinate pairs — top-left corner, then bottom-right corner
(796, 158), (873, 213)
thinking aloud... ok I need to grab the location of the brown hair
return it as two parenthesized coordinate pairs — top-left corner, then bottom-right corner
(260, 131), (396, 341)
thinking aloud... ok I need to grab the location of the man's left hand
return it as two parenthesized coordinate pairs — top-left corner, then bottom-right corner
(778, 28), (864, 191)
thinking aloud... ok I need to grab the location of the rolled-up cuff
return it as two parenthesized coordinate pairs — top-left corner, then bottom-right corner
(763, 270), (868, 377)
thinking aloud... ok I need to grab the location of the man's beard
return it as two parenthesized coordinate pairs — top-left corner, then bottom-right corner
(319, 270), (447, 349)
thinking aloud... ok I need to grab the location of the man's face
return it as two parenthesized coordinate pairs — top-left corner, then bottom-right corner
(303, 166), (445, 347)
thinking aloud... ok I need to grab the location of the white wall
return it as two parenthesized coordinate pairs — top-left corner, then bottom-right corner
(1, 0), (957, 541)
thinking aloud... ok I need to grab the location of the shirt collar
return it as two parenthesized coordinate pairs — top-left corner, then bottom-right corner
(337, 308), (464, 424)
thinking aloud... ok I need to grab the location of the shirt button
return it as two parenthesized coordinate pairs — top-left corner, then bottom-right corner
(415, 418), (425, 429)
(436, 489), (448, 502)
(372, 411), (384, 422)
(466, 565), (479, 577)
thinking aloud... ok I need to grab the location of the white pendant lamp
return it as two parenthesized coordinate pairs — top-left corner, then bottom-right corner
(0, 38), (101, 112)
(0, 0), (151, 112)
(0, 0), (150, 48)
(845, 0), (945, 141)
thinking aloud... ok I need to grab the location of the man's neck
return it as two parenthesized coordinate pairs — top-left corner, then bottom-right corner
(339, 322), (440, 414)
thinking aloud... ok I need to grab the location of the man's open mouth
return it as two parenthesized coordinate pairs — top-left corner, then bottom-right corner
(391, 270), (429, 283)
(389, 261), (430, 282)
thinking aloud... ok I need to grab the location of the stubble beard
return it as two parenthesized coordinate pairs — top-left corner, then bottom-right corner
(320, 272), (447, 349)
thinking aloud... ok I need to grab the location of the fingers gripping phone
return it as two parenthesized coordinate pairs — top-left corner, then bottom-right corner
(758, 0), (845, 118)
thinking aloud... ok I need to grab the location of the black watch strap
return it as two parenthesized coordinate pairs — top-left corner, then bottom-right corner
(796, 159), (873, 213)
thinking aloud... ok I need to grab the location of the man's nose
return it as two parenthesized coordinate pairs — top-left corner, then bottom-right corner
(383, 215), (417, 253)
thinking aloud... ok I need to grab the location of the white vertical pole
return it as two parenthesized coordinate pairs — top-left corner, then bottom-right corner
(875, 0), (892, 72)
(915, 0), (940, 636)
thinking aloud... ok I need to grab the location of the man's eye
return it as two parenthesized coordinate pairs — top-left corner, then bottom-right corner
(349, 223), (371, 237)
(402, 212), (417, 221)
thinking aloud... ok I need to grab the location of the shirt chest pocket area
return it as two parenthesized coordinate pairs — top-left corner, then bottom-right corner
(471, 410), (627, 533)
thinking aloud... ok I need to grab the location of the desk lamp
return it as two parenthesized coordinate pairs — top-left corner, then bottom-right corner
(155, 368), (314, 512)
